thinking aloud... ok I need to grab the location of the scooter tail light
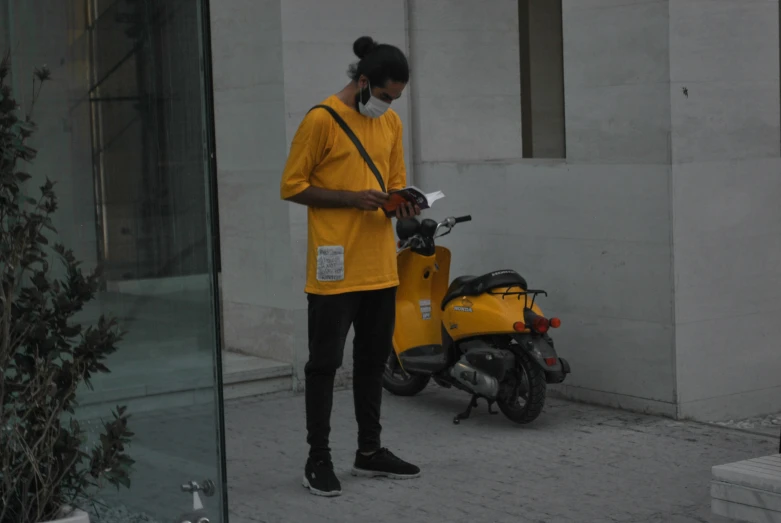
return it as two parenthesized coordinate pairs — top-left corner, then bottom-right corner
(532, 317), (549, 334)
(545, 357), (558, 366)
(550, 317), (562, 329)
(513, 321), (526, 332)
(524, 309), (551, 334)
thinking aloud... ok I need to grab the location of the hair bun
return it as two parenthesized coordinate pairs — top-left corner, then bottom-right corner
(353, 36), (378, 59)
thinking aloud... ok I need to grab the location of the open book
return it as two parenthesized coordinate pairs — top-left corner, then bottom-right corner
(382, 186), (445, 217)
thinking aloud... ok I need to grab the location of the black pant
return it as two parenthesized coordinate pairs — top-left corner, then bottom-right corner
(305, 287), (396, 462)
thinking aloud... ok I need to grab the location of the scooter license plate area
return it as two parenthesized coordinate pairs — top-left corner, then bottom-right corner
(513, 334), (562, 372)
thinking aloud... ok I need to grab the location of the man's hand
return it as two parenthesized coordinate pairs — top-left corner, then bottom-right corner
(395, 202), (421, 219)
(349, 190), (390, 211)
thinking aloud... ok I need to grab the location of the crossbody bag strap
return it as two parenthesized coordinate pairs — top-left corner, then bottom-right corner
(308, 104), (386, 193)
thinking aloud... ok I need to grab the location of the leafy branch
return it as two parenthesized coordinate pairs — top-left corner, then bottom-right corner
(0, 51), (134, 523)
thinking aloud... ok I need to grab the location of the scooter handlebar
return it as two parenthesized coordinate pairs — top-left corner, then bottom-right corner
(454, 215), (472, 224)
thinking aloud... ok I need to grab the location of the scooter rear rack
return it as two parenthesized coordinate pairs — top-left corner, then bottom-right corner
(488, 287), (548, 309)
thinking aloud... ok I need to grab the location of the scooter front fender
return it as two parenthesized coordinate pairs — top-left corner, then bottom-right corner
(393, 246), (451, 359)
(512, 334), (571, 384)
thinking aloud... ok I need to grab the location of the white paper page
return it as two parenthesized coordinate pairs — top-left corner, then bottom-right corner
(424, 190), (445, 205)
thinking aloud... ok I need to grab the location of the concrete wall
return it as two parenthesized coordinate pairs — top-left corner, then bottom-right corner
(211, 0), (675, 415)
(410, 0), (676, 414)
(669, 0), (781, 420)
(562, 0), (672, 165)
(212, 0), (781, 421)
(423, 161), (676, 415)
(409, 0), (522, 162)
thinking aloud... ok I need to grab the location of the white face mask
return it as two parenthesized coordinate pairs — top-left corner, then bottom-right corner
(358, 81), (390, 118)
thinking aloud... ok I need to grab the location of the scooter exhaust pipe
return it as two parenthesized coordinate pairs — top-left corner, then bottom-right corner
(449, 360), (500, 399)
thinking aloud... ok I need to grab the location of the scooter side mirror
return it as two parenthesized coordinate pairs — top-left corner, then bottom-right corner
(396, 218), (421, 240)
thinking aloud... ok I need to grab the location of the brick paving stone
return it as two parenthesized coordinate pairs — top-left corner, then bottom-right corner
(225, 385), (777, 523)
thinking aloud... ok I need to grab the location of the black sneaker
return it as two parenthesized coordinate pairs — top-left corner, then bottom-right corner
(302, 459), (342, 497)
(351, 448), (421, 479)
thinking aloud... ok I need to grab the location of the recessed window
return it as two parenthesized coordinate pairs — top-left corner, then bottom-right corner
(519, 0), (566, 159)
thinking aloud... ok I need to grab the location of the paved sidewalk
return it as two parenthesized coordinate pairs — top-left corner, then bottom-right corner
(225, 386), (776, 523)
(713, 411), (781, 437)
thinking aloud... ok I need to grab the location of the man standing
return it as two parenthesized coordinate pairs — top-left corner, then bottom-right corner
(280, 36), (420, 497)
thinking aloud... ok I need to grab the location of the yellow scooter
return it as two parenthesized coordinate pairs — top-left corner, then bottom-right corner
(383, 215), (571, 425)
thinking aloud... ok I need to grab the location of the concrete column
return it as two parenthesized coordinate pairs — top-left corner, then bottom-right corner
(669, 0), (781, 420)
(408, 0), (523, 163)
(562, 0), (672, 164)
(211, 0), (300, 364)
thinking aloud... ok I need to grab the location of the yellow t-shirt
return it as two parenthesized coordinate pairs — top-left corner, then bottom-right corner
(280, 95), (407, 295)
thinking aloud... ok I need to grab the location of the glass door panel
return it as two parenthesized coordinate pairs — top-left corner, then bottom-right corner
(2, 0), (227, 521)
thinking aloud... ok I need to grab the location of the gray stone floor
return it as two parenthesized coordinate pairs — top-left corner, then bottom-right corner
(225, 386), (778, 523)
(712, 412), (781, 437)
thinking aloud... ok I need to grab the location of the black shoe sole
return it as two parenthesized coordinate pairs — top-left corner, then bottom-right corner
(350, 466), (421, 480)
(302, 475), (342, 497)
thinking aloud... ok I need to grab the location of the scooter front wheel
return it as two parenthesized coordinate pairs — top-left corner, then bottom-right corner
(382, 351), (430, 396)
(497, 350), (547, 424)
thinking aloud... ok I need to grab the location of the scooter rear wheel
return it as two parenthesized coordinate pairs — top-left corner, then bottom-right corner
(497, 350), (547, 424)
(382, 351), (430, 396)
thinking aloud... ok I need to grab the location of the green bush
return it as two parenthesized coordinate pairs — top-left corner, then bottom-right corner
(0, 51), (134, 523)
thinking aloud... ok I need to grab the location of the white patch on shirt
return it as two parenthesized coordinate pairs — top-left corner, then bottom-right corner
(419, 299), (432, 320)
(316, 246), (345, 282)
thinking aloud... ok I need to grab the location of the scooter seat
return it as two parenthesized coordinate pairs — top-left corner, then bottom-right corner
(441, 270), (528, 310)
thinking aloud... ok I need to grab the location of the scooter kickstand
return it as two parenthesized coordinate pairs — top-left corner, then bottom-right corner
(453, 395), (479, 425)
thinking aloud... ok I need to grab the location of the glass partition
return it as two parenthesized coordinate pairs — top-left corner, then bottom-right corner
(2, 0), (227, 521)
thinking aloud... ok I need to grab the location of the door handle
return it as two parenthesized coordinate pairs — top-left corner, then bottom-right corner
(181, 479), (216, 497)
(176, 479), (216, 523)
